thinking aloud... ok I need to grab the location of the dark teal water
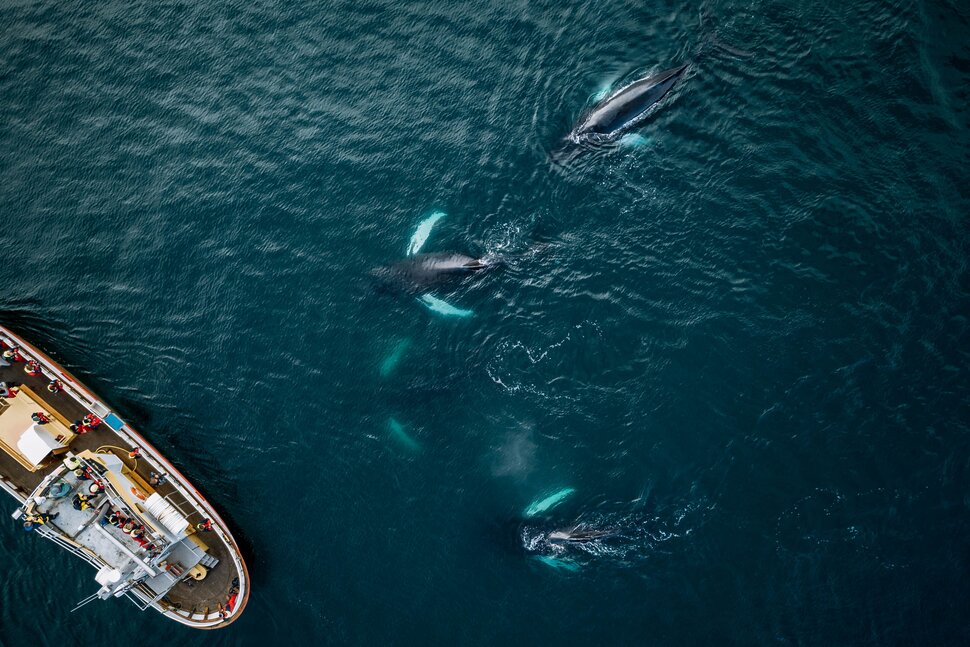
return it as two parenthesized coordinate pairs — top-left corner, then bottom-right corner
(2, 0), (969, 644)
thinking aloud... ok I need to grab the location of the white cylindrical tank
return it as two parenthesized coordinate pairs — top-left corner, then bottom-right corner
(144, 493), (190, 536)
(95, 565), (122, 585)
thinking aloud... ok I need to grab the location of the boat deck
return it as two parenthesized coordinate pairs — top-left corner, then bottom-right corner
(0, 357), (237, 618)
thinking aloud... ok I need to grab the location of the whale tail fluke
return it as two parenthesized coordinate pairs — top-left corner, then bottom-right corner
(697, 3), (754, 63)
(548, 139), (592, 167)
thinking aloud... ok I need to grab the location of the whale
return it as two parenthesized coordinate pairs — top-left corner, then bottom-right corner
(551, 64), (687, 163)
(371, 252), (491, 294)
(379, 338), (412, 377)
(547, 526), (616, 543)
(519, 521), (618, 563)
(377, 213), (495, 318)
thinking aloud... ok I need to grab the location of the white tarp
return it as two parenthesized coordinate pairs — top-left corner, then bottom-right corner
(16, 424), (61, 466)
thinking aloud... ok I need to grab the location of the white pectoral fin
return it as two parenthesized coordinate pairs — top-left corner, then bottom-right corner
(418, 294), (474, 318)
(524, 487), (576, 517)
(407, 211), (447, 256)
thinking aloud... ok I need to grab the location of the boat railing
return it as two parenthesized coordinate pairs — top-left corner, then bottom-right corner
(163, 490), (204, 522)
(34, 524), (103, 570)
(9, 335), (214, 525)
(123, 583), (155, 611)
(0, 329), (112, 435)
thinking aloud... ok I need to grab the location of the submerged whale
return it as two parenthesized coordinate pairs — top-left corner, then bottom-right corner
(552, 63), (687, 163)
(371, 252), (492, 295)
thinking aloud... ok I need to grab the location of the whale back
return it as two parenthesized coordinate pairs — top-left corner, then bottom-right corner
(548, 527), (615, 543)
(575, 64), (687, 139)
(416, 252), (485, 273)
(371, 252), (488, 293)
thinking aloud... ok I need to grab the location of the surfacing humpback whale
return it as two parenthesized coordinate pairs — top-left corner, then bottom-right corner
(372, 211), (495, 317)
(551, 63), (688, 163)
(547, 527), (616, 543)
(518, 521), (620, 572)
(370, 252), (491, 295)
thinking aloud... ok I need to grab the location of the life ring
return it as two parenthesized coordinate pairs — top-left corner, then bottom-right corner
(131, 487), (146, 501)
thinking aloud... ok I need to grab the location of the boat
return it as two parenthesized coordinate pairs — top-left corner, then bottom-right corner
(0, 325), (249, 628)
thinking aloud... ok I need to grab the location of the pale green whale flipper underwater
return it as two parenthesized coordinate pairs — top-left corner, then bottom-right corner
(418, 294), (474, 318)
(524, 487), (576, 517)
(534, 555), (581, 572)
(387, 417), (421, 452)
(379, 338), (411, 377)
(407, 211), (446, 256)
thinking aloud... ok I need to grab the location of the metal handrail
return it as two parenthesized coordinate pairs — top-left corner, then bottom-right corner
(34, 526), (102, 569)
(163, 491), (203, 521)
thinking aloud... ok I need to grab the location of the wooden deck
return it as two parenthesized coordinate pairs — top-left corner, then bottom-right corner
(0, 356), (239, 619)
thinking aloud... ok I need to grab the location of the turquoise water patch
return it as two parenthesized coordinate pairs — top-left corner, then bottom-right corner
(618, 133), (651, 148)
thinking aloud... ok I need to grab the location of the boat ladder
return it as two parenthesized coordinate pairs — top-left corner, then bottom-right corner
(199, 553), (220, 569)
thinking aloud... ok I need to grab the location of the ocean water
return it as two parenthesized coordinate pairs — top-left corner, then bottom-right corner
(1, 0), (969, 644)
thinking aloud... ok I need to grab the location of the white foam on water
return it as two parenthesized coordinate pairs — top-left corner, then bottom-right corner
(618, 133), (652, 149)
